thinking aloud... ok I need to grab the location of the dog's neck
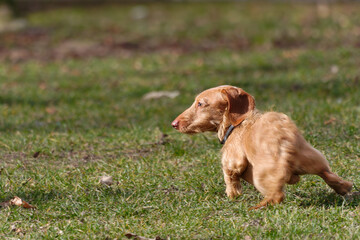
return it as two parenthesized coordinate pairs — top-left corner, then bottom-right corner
(219, 125), (235, 144)
(217, 110), (261, 144)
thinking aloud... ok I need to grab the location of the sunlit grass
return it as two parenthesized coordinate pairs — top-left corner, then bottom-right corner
(0, 2), (359, 239)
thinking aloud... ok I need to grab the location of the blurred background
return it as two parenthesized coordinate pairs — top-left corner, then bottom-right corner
(1, 0), (360, 62)
(0, 0), (359, 133)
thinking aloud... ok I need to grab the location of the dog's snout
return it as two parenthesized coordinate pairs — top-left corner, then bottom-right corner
(171, 119), (179, 129)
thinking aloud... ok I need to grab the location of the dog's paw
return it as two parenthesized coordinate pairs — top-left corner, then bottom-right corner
(226, 188), (242, 199)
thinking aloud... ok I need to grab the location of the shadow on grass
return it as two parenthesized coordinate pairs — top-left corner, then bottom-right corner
(11, 186), (135, 202)
(0, 95), (62, 108)
(294, 189), (360, 209)
(0, 189), (62, 207)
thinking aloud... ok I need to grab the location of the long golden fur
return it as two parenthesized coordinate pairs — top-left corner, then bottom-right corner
(172, 85), (352, 209)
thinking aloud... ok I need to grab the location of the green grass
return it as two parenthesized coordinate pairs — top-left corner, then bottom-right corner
(1, 2), (360, 239)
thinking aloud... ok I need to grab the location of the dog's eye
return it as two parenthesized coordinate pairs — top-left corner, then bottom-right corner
(197, 102), (202, 107)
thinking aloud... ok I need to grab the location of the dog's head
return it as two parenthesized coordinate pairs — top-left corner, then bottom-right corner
(171, 85), (255, 135)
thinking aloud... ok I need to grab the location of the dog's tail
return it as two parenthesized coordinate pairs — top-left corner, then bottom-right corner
(319, 171), (353, 195)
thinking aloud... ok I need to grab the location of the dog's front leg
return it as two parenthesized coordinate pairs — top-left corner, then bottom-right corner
(222, 151), (248, 199)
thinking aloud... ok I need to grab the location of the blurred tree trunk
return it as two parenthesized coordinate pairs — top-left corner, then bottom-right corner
(0, 0), (19, 16)
(0, 0), (26, 32)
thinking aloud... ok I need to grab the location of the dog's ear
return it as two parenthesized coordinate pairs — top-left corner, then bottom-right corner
(221, 87), (255, 126)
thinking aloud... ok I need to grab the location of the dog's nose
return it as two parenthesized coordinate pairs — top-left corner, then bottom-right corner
(171, 119), (179, 129)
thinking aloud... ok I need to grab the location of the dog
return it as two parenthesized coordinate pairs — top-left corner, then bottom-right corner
(171, 85), (352, 209)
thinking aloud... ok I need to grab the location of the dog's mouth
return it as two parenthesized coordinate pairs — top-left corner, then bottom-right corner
(171, 119), (198, 134)
(177, 125), (198, 134)
(175, 122), (217, 135)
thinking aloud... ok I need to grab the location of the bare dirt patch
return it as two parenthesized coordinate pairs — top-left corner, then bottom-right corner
(0, 28), (251, 62)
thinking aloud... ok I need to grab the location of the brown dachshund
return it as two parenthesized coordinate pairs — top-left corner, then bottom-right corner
(172, 85), (352, 209)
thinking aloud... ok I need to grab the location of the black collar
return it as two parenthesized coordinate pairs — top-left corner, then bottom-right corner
(220, 125), (235, 145)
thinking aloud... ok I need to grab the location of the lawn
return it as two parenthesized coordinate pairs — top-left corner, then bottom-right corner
(0, 2), (359, 239)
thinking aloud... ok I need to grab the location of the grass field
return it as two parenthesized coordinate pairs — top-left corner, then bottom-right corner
(0, 2), (359, 239)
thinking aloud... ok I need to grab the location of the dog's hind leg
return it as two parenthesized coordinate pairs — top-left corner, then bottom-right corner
(318, 171), (352, 195)
(249, 144), (293, 210)
(250, 167), (286, 210)
(294, 142), (352, 195)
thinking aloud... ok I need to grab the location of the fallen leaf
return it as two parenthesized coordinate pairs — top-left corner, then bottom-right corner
(100, 176), (113, 186)
(10, 196), (36, 209)
(244, 236), (252, 240)
(10, 196), (23, 206)
(142, 91), (179, 100)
